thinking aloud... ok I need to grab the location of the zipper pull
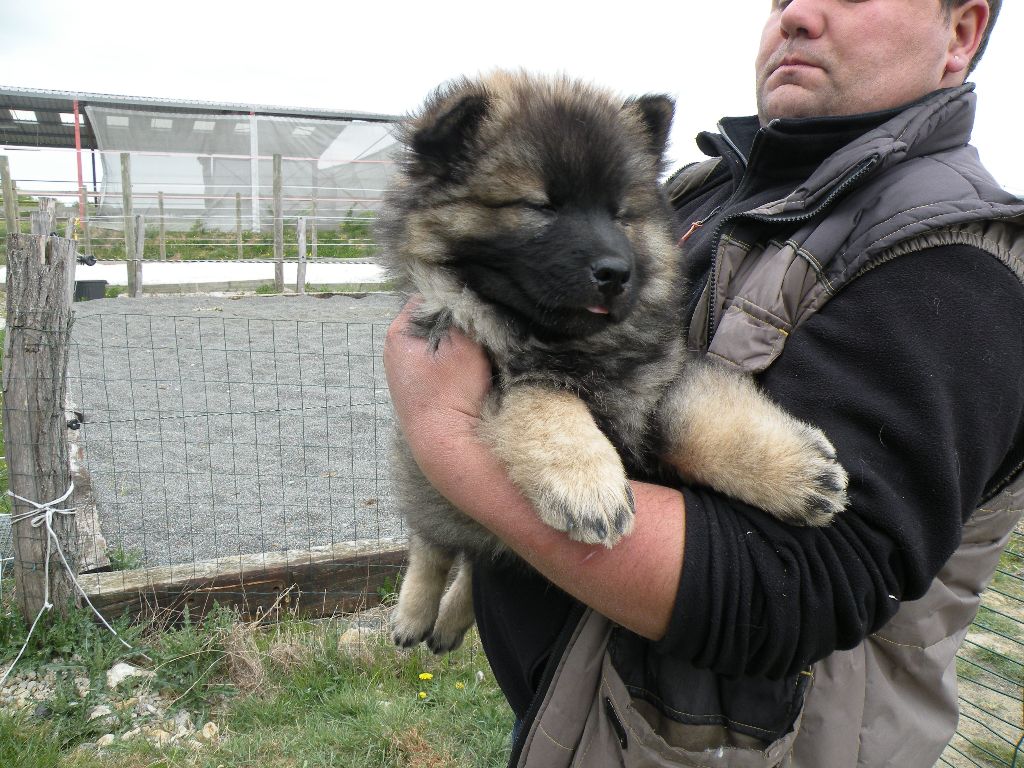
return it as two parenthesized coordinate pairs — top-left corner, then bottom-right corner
(678, 219), (704, 246)
(678, 205), (721, 247)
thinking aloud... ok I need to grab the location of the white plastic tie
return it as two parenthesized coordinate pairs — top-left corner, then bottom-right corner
(0, 484), (146, 690)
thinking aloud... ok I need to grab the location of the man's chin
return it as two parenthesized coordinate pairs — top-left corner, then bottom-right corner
(757, 86), (830, 123)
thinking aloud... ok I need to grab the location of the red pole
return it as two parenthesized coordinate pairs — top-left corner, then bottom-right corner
(73, 98), (86, 222)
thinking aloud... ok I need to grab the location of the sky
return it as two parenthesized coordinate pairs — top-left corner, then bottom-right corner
(1, 0), (1021, 195)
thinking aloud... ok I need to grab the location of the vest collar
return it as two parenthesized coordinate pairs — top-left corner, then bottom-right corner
(696, 85), (978, 214)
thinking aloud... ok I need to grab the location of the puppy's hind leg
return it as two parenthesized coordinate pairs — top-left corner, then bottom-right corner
(392, 535), (456, 648)
(426, 556), (476, 654)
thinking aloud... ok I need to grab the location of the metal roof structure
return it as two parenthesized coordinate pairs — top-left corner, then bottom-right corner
(0, 86), (400, 150)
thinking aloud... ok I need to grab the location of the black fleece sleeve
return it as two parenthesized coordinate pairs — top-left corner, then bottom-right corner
(657, 244), (1024, 679)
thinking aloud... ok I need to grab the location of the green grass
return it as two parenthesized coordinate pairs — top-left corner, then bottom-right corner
(0, 586), (514, 767)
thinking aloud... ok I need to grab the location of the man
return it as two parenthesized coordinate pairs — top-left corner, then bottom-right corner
(383, 0), (1024, 765)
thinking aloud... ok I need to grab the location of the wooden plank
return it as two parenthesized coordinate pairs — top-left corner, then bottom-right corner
(3, 233), (78, 620)
(79, 538), (408, 622)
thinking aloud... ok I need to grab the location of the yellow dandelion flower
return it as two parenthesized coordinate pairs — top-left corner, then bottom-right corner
(455, 682), (465, 690)
(418, 691), (427, 699)
(418, 672), (434, 681)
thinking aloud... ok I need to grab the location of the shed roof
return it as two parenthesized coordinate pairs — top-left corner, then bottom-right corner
(0, 86), (400, 150)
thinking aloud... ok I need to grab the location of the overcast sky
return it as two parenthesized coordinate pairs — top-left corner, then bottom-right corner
(1, 0), (1021, 193)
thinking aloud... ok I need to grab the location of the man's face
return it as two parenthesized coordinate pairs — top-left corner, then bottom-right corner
(756, 0), (959, 124)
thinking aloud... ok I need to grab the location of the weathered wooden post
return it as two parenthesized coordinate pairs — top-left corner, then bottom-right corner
(1, 155), (17, 236)
(3, 232), (79, 620)
(82, 219), (93, 259)
(296, 216), (307, 295)
(273, 154), (284, 292)
(132, 214), (145, 298)
(158, 191), (167, 261)
(120, 153), (138, 296)
(236, 192), (243, 261)
(31, 198), (57, 237)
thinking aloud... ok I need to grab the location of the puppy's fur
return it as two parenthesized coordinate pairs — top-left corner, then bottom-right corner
(378, 71), (848, 654)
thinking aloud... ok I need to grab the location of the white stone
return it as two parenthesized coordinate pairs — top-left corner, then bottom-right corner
(87, 705), (114, 722)
(107, 662), (155, 689)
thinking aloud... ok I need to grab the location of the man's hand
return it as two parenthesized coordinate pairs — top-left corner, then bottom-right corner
(383, 300), (493, 474)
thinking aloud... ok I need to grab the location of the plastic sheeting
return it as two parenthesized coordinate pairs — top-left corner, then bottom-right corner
(86, 106), (399, 232)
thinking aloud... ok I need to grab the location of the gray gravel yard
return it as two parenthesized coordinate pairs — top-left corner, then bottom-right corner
(65, 292), (405, 569)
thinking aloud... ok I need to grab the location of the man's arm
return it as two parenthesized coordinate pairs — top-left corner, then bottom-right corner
(382, 303), (685, 640)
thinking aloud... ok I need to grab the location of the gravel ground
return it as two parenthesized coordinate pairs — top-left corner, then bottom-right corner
(62, 292), (406, 568)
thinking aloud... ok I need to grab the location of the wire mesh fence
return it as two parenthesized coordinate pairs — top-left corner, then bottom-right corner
(63, 294), (405, 620)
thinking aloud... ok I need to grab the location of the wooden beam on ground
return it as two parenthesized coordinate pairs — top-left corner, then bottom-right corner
(78, 538), (408, 623)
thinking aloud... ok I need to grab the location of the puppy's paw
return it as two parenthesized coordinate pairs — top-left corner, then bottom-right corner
(744, 423), (849, 527)
(426, 625), (470, 655)
(661, 360), (848, 527)
(480, 385), (636, 547)
(534, 472), (635, 547)
(390, 596), (438, 649)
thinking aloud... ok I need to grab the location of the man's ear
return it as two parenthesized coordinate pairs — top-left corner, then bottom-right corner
(945, 0), (990, 77)
(624, 94), (675, 159)
(409, 90), (490, 180)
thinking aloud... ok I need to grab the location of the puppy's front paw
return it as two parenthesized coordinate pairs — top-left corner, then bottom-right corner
(480, 385), (636, 547)
(767, 426), (848, 526)
(533, 469), (635, 547)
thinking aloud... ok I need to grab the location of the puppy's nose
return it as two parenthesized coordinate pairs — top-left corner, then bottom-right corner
(591, 257), (631, 295)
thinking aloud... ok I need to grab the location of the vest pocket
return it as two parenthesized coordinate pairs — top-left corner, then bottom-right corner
(567, 652), (802, 768)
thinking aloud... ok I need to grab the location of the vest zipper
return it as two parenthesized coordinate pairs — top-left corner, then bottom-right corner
(507, 601), (588, 768)
(982, 456), (1024, 504)
(704, 155), (881, 344)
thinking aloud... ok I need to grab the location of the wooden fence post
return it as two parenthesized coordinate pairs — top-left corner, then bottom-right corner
(82, 219), (93, 259)
(158, 191), (166, 261)
(120, 153), (138, 296)
(296, 216), (307, 294)
(1, 155), (17, 235)
(31, 198), (57, 237)
(3, 233), (78, 621)
(132, 214), (145, 298)
(273, 154), (284, 292)
(311, 161), (318, 260)
(236, 192), (243, 261)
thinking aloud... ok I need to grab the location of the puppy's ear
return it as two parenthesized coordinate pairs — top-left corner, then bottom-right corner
(623, 95), (675, 159)
(409, 91), (490, 180)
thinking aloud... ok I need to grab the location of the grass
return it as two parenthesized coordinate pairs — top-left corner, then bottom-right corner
(0, 585), (514, 767)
